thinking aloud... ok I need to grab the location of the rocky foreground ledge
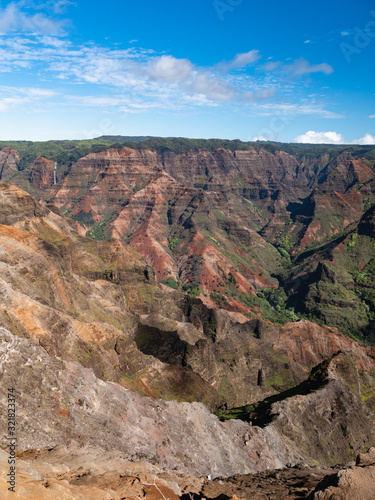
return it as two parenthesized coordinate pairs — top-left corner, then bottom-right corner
(0, 327), (375, 498)
(0, 445), (375, 499)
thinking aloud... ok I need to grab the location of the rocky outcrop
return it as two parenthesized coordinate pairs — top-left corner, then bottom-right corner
(358, 203), (375, 238)
(0, 330), (374, 497)
(0, 174), (373, 496)
(311, 448), (375, 499)
(0, 182), (48, 225)
(0, 147), (19, 181)
(264, 320), (375, 372)
(0, 328), (300, 478)
(16, 155), (55, 189)
(2, 446), (374, 499)
(5, 144), (374, 323)
(218, 352), (375, 467)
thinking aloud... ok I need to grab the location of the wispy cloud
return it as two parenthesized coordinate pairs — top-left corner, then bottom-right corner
(0, 1), (69, 35)
(0, 85), (57, 111)
(256, 102), (343, 119)
(19, 1), (75, 14)
(0, 1), (337, 120)
(218, 50), (260, 71)
(284, 58), (334, 76)
(265, 57), (334, 77)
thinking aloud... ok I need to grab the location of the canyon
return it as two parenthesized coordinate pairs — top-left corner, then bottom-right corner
(0, 137), (375, 498)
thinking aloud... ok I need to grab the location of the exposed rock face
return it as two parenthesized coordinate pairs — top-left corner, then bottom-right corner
(2, 447), (374, 499)
(0, 147), (19, 181)
(0, 183), (223, 407)
(0, 147), (318, 310)
(0, 329), (374, 497)
(6, 144), (375, 333)
(264, 320), (375, 372)
(0, 182), (48, 225)
(0, 182), (373, 410)
(311, 448), (375, 500)
(17, 156), (55, 189)
(0, 446), (184, 500)
(267, 353), (375, 467)
(0, 328), (299, 478)
(218, 351), (375, 467)
(358, 204), (375, 238)
(189, 465), (336, 499)
(0, 162), (372, 496)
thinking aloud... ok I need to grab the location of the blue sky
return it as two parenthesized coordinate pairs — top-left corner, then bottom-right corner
(0, 0), (374, 143)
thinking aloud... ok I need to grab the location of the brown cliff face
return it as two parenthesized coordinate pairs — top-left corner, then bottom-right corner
(20, 147), (285, 313)
(0, 147), (19, 181)
(264, 320), (375, 371)
(289, 154), (374, 251)
(3, 142), (375, 338)
(22, 156), (56, 190)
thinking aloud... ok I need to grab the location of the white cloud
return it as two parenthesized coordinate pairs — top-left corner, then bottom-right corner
(0, 85), (56, 111)
(257, 103), (344, 119)
(265, 57), (333, 77)
(0, 96), (29, 111)
(147, 55), (194, 83)
(293, 131), (375, 145)
(353, 133), (375, 145)
(46, 45), (264, 105)
(284, 58), (334, 76)
(263, 61), (281, 72)
(0, 32), (338, 116)
(37, 35), (68, 47)
(66, 94), (161, 113)
(220, 50), (260, 71)
(16, 0), (75, 15)
(369, 115), (375, 119)
(0, 2), (65, 35)
(244, 88), (276, 102)
(293, 131), (345, 144)
(188, 72), (234, 102)
(252, 135), (269, 141)
(48, 0), (75, 14)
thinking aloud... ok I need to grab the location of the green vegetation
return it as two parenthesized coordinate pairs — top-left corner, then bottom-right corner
(71, 210), (95, 227)
(168, 236), (180, 251)
(210, 291), (227, 307)
(0, 138), (112, 172)
(182, 284), (201, 296)
(2, 137), (373, 166)
(160, 277), (179, 290)
(104, 136), (375, 162)
(160, 277), (201, 297)
(86, 213), (117, 241)
(216, 355), (334, 423)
